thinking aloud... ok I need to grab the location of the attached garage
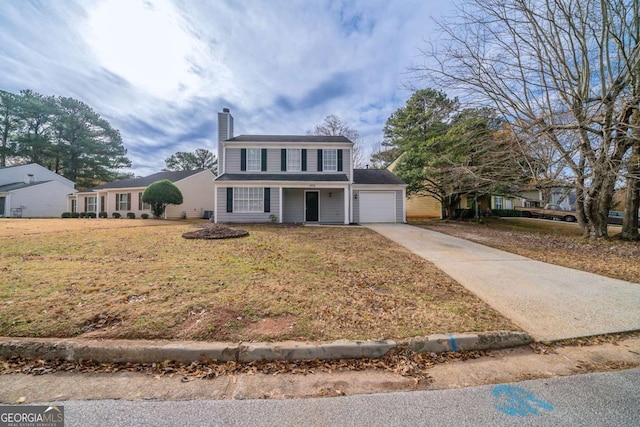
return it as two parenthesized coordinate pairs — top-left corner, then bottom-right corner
(359, 191), (396, 223)
(352, 169), (406, 224)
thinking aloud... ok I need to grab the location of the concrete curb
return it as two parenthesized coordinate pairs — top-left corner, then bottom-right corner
(0, 331), (532, 364)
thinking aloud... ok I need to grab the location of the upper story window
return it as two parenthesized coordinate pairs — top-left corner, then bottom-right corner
(287, 149), (301, 171)
(247, 149), (261, 171)
(323, 149), (338, 172)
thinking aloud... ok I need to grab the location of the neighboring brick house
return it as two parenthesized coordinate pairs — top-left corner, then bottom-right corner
(213, 109), (406, 224)
(70, 169), (215, 219)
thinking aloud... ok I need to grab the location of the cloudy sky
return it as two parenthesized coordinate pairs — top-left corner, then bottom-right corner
(0, 0), (454, 176)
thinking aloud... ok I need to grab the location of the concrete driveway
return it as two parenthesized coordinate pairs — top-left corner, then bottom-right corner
(366, 223), (640, 341)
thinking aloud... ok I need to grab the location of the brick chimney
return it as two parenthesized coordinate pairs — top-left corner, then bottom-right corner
(217, 108), (233, 176)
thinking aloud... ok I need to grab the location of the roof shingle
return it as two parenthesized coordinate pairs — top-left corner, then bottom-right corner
(215, 173), (349, 182)
(225, 135), (352, 143)
(92, 169), (207, 190)
(353, 169), (405, 185)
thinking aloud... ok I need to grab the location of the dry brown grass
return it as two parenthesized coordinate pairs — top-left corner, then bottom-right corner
(0, 219), (517, 342)
(414, 218), (640, 284)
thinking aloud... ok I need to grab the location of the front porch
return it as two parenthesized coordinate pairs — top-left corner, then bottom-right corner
(214, 184), (350, 224)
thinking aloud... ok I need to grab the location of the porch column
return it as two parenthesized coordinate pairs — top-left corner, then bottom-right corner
(279, 187), (283, 223)
(343, 185), (349, 224)
(213, 185), (218, 223)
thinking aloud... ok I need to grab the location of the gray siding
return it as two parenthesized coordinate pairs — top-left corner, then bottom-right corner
(266, 148), (280, 171)
(225, 148), (242, 173)
(216, 186), (280, 223)
(319, 189), (344, 223)
(281, 188), (345, 223)
(341, 149), (352, 177)
(353, 191), (360, 223)
(223, 147), (352, 177)
(282, 188), (304, 223)
(395, 189), (404, 222)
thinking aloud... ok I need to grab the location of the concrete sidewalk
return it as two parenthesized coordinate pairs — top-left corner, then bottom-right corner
(366, 223), (640, 341)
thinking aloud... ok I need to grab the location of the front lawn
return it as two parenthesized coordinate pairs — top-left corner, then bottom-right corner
(0, 219), (517, 341)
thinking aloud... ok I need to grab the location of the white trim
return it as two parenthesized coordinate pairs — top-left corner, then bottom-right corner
(215, 180), (349, 188)
(213, 185), (218, 223)
(343, 186), (350, 224)
(352, 184), (407, 190)
(278, 187), (283, 223)
(223, 141), (353, 150)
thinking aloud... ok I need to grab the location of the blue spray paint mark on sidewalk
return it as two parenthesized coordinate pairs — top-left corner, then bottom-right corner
(492, 385), (554, 416)
(446, 334), (458, 351)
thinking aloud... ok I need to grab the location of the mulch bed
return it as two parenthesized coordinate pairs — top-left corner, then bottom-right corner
(182, 224), (249, 240)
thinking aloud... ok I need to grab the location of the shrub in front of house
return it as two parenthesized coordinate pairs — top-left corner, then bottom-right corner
(86, 212), (97, 218)
(142, 180), (183, 218)
(112, 212), (121, 219)
(79, 212), (87, 218)
(127, 212), (135, 219)
(141, 213), (149, 219)
(61, 212), (72, 218)
(71, 212), (80, 218)
(98, 211), (108, 218)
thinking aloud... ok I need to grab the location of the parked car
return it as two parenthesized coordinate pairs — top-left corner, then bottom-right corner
(607, 211), (640, 225)
(515, 204), (577, 222)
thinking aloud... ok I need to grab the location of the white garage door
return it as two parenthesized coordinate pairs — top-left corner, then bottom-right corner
(359, 191), (396, 223)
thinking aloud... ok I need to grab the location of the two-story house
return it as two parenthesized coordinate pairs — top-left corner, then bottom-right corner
(213, 109), (406, 224)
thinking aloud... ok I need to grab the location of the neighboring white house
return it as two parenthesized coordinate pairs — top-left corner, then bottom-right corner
(0, 163), (76, 218)
(70, 169), (216, 219)
(213, 109), (406, 224)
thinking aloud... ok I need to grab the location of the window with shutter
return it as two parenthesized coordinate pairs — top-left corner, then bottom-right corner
(247, 149), (260, 171)
(322, 149), (338, 172)
(287, 149), (301, 171)
(233, 187), (264, 213)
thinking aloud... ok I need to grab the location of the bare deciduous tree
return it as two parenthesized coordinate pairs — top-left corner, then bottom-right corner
(417, 0), (640, 238)
(308, 114), (364, 168)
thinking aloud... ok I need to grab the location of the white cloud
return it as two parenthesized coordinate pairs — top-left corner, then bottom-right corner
(0, 0), (457, 176)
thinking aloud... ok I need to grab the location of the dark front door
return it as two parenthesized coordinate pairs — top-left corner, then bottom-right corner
(305, 191), (319, 222)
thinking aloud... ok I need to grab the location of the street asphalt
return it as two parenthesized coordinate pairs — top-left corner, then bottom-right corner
(366, 223), (640, 342)
(35, 368), (640, 427)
